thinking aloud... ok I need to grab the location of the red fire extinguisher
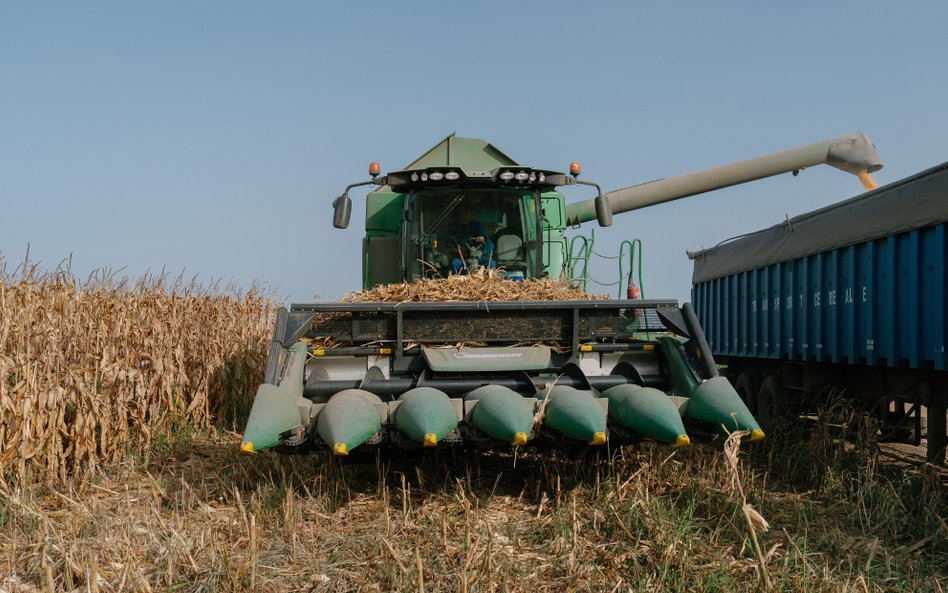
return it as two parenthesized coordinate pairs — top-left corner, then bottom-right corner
(627, 277), (643, 318)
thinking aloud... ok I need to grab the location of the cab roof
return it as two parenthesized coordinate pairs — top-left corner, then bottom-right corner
(375, 133), (566, 193)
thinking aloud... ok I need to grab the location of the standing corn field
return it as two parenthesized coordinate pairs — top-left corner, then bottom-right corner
(0, 262), (273, 485)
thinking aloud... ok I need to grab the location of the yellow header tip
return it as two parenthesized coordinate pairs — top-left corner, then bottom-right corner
(333, 443), (348, 456)
(674, 434), (691, 447)
(748, 429), (766, 442)
(589, 432), (607, 446)
(512, 432), (528, 446)
(240, 441), (255, 454)
(423, 433), (438, 447)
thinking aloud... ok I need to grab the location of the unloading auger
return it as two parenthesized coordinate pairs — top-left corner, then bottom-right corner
(240, 133), (882, 456)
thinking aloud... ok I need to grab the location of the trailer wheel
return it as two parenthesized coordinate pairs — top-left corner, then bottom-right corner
(734, 372), (758, 414)
(757, 374), (783, 432)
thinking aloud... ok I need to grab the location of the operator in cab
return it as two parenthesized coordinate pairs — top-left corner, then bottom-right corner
(447, 208), (495, 273)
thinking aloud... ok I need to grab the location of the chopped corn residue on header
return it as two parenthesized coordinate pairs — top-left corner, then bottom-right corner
(341, 269), (607, 303)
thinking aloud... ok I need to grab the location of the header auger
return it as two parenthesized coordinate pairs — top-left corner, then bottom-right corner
(241, 133), (882, 457)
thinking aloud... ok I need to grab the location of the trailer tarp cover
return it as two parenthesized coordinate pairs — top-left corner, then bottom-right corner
(689, 161), (948, 283)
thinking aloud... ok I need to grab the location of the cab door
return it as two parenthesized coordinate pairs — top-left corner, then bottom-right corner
(540, 193), (567, 279)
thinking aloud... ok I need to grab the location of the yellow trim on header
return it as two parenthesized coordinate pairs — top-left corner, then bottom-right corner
(589, 432), (607, 446)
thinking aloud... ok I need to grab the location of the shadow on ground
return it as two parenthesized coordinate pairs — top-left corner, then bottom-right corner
(155, 434), (663, 513)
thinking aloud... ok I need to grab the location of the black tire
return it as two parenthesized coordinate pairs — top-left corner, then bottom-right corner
(734, 372), (758, 415)
(757, 374), (783, 433)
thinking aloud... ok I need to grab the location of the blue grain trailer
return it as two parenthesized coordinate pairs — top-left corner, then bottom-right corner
(689, 161), (948, 463)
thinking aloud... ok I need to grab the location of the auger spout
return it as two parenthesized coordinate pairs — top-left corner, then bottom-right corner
(565, 132), (883, 226)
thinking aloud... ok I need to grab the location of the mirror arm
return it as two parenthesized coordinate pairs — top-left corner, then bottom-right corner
(332, 177), (388, 230)
(570, 179), (613, 227)
(339, 177), (387, 198)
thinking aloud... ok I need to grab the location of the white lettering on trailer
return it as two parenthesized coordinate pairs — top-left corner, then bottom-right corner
(866, 339), (874, 351)
(844, 288), (853, 304)
(814, 292), (821, 307)
(862, 286), (867, 302)
(829, 290), (836, 305)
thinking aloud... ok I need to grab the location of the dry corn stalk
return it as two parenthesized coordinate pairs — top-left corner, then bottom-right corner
(723, 430), (772, 591)
(0, 262), (273, 485)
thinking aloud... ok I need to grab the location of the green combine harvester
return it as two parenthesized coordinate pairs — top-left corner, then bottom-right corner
(241, 133), (882, 456)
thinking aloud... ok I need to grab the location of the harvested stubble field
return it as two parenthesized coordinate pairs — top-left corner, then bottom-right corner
(1, 267), (946, 593)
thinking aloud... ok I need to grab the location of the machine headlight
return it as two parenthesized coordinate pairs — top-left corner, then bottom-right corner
(445, 171), (460, 181)
(421, 173), (428, 181)
(411, 172), (419, 182)
(429, 171), (444, 181)
(499, 171), (515, 181)
(529, 172), (536, 182)
(515, 171), (529, 182)
(538, 172), (545, 183)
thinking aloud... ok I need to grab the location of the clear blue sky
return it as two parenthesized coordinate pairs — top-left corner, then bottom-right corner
(3, 1), (946, 303)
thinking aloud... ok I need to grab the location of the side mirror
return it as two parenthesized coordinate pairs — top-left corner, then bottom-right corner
(594, 194), (613, 227)
(332, 194), (352, 229)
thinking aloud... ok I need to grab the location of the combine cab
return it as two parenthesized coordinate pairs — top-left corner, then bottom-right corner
(241, 133), (882, 456)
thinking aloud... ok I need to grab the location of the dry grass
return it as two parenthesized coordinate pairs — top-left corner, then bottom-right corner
(1, 432), (944, 593)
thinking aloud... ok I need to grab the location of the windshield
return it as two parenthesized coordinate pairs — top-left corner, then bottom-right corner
(407, 188), (534, 280)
